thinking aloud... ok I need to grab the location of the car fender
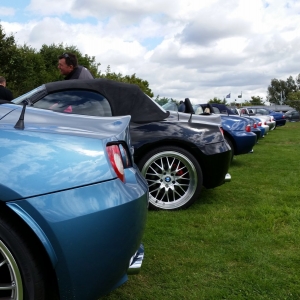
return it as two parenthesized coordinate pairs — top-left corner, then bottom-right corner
(6, 202), (58, 266)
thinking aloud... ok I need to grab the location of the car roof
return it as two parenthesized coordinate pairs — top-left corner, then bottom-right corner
(45, 79), (170, 123)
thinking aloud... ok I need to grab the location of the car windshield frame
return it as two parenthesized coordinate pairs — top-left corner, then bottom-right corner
(145, 95), (167, 113)
(12, 85), (46, 105)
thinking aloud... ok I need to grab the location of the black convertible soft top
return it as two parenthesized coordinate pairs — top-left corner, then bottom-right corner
(45, 79), (169, 123)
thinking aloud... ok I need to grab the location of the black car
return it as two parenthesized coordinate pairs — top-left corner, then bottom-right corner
(284, 110), (299, 122)
(12, 79), (231, 210)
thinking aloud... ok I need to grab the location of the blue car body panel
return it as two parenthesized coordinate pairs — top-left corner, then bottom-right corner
(192, 103), (257, 156)
(7, 175), (148, 299)
(0, 104), (149, 299)
(220, 115), (257, 155)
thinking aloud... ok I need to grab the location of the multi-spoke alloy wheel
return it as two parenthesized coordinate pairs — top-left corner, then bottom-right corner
(0, 240), (23, 299)
(139, 146), (202, 210)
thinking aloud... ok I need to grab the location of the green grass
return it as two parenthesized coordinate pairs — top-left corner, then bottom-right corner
(102, 122), (300, 300)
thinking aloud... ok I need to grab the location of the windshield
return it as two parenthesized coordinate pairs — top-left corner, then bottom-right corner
(192, 105), (204, 114)
(162, 101), (178, 112)
(12, 85), (46, 105)
(143, 94), (167, 113)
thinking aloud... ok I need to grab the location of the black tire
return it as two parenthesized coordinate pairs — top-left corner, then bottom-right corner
(0, 212), (59, 300)
(225, 136), (234, 162)
(138, 146), (203, 210)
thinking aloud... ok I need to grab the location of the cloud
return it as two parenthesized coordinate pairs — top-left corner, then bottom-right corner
(1, 0), (300, 102)
(0, 7), (15, 16)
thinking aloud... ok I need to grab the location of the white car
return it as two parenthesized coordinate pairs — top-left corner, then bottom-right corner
(238, 108), (276, 130)
(252, 116), (270, 135)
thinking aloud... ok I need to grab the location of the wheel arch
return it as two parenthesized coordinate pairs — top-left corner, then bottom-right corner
(5, 202), (58, 266)
(0, 201), (59, 291)
(134, 139), (205, 170)
(223, 131), (236, 154)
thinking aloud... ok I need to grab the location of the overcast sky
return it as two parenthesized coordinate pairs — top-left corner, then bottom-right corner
(1, 0), (300, 103)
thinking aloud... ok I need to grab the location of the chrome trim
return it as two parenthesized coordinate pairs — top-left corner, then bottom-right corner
(128, 244), (144, 275)
(225, 173), (231, 182)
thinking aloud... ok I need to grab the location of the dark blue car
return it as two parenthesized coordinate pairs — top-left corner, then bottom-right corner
(192, 103), (257, 160)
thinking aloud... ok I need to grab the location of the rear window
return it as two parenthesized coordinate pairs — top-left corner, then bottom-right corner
(33, 90), (112, 117)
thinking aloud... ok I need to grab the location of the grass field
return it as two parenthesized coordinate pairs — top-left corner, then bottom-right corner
(103, 121), (300, 300)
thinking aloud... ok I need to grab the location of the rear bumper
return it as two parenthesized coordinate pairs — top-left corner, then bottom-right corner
(275, 119), (286, 127)
(200, 142), (231, 189)
(267, 122), (276, 130)
(229, 131), (257, 155)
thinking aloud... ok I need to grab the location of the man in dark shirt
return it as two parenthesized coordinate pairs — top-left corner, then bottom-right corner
(0, 76), (13, 101)
(58, 53), (94, 80)
(178, 100), (186, 112)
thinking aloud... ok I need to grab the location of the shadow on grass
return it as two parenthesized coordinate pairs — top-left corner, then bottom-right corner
(230, 156), (249, 168)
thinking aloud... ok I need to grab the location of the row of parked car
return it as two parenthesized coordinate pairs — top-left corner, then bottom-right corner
(283, 109), (300, 122)
(0, 79), (232, 299)
(0, 80), (290, 298)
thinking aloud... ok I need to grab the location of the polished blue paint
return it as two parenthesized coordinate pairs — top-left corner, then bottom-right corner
(192, 103), (257, 157)
(0, 104), (148, 299)
(220, 115), (257, 155)
(6, 203), (58, 266)
(8, 175), (148, 299)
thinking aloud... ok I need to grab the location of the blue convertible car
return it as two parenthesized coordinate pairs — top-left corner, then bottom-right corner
(0, 100), (148, 299)
(164, 101), (257, 161)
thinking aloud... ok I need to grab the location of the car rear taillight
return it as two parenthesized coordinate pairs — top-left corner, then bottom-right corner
(258, 122), (262, 126)
(106, 143), (132, 183)
(245, 125), (251, 132)
(264, 121), (267, 125)
(219, 127), (224, 136)
(253, 123), (257, 129)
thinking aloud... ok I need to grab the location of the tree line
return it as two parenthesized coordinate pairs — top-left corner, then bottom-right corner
(0, 24), (153, 98)
(1, 23), (300, 111)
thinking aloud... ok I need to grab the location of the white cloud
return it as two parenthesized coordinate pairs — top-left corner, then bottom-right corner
(1, 0), (300, 102)
(0, 7), (15, 16)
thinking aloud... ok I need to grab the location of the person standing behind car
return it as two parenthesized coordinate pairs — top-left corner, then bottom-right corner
(58, 53), (94, 80)
(178, 100), (186, 112)
(0, 76), (13, 101)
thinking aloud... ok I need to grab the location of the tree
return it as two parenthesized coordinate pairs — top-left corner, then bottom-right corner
(249, 96), (265, 106)
(39, 43), (101, 82)
(9, 45), (48, 96)
(286, 91), (300, 112)
(154, 96), (170, 106)
(100, 66), (153, 97)
(0, 23), (18, 85)
(0, 23), (153, 98)
(267, 75), (298, 104)
(208, 97), (227, 104)
(0, 23), (48, 97)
